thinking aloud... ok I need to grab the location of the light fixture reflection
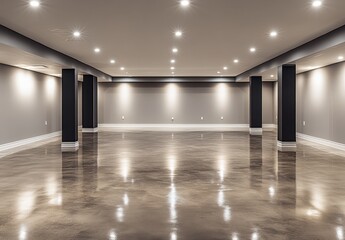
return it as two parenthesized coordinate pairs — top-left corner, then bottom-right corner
(218, 156), (226, 182)
(116, 207), (124, 222)
(109, 229), (117, 240)
(19, 225), (27, 240)
(251, 232), (259, 240)
(224, 205), (231, 222)
(232, 232), (239, 240)
(268, 186), (275, 197)
(171, 231), (177, 240)
(123, 194), (129, 206)
(169, 183), (177, 223)
(336, 226), (344, 240)
(306, 208), (321, 217)
(120, 158), (129, 182)
(168, 155), (176, 182)
(218, 189), (224, 207)
(17, 191), (35, 219)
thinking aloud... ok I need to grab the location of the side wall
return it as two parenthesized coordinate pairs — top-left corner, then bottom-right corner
(297, 61), (345, 144)
(98, 81), (275, 125)
(0, 64), (62, 145)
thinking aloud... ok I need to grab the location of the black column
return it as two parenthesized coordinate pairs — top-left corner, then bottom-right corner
(62, 69), (79, 150)
(249, 76), (262, 135)
(278, 64), (296, 151)
(82, 75), (98, 132)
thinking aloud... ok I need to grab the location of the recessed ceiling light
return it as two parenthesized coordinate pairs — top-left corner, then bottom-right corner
(110, 59), (116, 64)
(270, 75), (275, 78)
(233, 59), (239, 63)
(171, 59), (176, 64)
(250, 47), (256, 53)
(223, 66), (228, 70)
(338, 56), (344, 60)
(172, 48), (178, 53)
(312, 0), (322, 7)
(175, 31), (183, 37)
(270, 31), (278, 37)
(180, 0), (190, 7)
(120, 67), (125, 71)
(29, 0), (40, 7)
(172, 72), (175, 74)
(217, 71), (221, 74)
(73, 31), (81, 38)
(171, 67), (175, 70)
(94, 48), (101, 53)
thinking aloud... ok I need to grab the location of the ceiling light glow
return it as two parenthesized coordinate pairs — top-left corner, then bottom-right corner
(270, 75), (275, 78)
(94, 48), (100, 53)
(29, 0), (40, 7)
(312, 0), (322, 7)
(120, 67), (125, 71)
(270, 31), (278, 37)
(234, 59), (239, 63)
(223, 67), (228, 70)
(172, 48), (178, 53)
(175, 31), (183, 37)
(73, 31), (81, 38)
(338, 56), (344, 60)
(110, 59), (116, 64)
(180, 0), (190, 7)
(171, 59), (176, 64)
(171, 67), (175, 70)
(250, 47), (256, 53)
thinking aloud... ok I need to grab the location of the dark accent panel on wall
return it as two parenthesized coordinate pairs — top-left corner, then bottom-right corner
(236, 24), (345, 81)
(278, 64), (296, 142)
(82, 75), (98, 129)
(0, 25), (111, 81)
(62, 69), (78, 142)
(250, 76), (262, 128)
(112, 76), (236, 83)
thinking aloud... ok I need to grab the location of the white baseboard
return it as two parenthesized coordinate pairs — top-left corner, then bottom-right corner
(277, 141), (297, 152)
(0, 131), (61, 152)
(297, 133), (345, 151)
(250, 128), (263, 135)
(99, 124), (276, 131)
(82, 128), (98, 133)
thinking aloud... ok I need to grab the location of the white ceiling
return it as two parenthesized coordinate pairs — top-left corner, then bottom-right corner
(0, 0), (345, 77)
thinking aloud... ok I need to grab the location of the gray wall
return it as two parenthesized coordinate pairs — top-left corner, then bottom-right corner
(297, 61), (345, 144)
(0, 64), (61, 145)
(98, 81), (275, 124)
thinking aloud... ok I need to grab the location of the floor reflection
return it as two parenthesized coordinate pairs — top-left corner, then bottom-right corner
(249, 135), (263, 188)
(1, 131), (345, 239)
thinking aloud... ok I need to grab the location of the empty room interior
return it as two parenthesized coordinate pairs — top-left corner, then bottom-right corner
(2, 0), (345, 239)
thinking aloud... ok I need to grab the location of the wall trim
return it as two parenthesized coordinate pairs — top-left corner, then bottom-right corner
(99, 124), (276, 131)
(297, 133), (345, 151)
(0, 131), (61, 152)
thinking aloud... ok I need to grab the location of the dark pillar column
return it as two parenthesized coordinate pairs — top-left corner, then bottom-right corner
(249, 76), (262, 135)
(61, 69), (79, 151)
(82, 75), (98, 133)
(277, 64), (296, 151)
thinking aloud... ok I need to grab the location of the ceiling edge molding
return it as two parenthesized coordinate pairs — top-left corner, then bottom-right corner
(0, 24), (112, 81)
(111, 76), (237, 83)
(236, 24), (345, 81)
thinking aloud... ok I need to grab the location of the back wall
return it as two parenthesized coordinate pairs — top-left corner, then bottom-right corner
(98, 81), (275, 125)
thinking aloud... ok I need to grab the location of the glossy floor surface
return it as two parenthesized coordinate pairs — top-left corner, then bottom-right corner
(1, 131), (345, 240)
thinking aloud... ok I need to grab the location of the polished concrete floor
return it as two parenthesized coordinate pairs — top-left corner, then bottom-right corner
(1, 130), (345, 239)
